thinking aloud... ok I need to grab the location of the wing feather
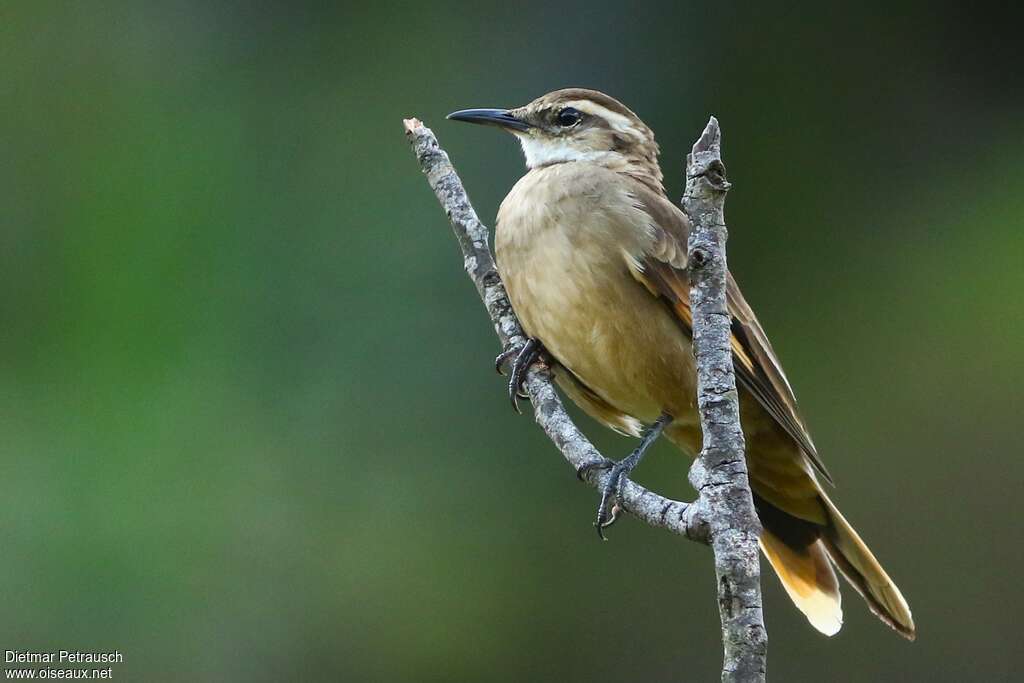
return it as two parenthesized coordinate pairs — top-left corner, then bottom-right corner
(627, 184), (834, 484)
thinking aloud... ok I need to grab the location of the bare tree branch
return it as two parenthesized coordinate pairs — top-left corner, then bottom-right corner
(683, 117), (768, 681)
(403, 116), (765, 680)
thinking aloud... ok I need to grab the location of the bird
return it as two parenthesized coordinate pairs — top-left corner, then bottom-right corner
(447, 88), (914, 640)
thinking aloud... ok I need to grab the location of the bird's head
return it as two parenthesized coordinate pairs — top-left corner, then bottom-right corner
(448, 88), (662, 190)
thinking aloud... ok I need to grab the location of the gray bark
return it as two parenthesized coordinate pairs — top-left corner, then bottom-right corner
(683, 117), (768, 682)
(404, 116), (766, 680)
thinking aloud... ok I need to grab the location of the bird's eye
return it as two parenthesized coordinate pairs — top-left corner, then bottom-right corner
(556, 107), (582, 127)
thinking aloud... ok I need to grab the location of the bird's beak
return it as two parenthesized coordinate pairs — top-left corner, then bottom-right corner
(446, 108), (533, 132)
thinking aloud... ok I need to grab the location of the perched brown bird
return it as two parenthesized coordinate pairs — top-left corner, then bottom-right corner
(448, 89), (914, 640)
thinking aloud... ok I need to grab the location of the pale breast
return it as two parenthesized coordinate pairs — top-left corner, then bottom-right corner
(495, 164), (698, 427)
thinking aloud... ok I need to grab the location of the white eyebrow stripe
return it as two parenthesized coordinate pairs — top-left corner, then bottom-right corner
(562, 100), (640, 135)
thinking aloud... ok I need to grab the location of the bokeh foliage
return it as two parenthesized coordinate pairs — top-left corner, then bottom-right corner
(1, 2), (1022, 680)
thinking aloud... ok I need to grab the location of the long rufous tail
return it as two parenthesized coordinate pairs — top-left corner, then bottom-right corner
(756, 493), (915, 640)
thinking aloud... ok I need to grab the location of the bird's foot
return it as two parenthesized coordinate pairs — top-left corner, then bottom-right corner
(579, 412), (674, 540)
(574, 457), (635, 537)
(591, 456), (642, 539)
(494, 338), (544, 414)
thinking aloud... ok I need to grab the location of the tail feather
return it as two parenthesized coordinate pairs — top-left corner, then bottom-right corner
(819, 494), (916, 640)
(760, 530), (843, 636)
(755, 492), (915, 640)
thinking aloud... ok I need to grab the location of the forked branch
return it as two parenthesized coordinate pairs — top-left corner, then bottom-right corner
(404, 116), (766, 682)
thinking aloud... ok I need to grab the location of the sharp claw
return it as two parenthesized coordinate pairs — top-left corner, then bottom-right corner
(608, 501), (622, 526)
(502, 338), (543, 415)
(509, 377), (522, 414)
(595, 498), (620, 539)
(495, 348), (517, 375)
(592, 465), (628, 539)
(595, 484), (612, 538)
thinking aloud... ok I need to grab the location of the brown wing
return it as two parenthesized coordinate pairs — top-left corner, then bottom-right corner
(627, 184), (834, 484)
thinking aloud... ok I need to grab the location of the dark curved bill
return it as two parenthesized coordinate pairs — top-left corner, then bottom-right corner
(446, 108), (532, 131)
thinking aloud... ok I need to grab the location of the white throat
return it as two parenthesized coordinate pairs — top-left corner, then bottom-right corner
(516, 135), (616, 169)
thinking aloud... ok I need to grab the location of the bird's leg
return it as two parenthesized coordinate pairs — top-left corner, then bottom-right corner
(585, 412), (673, 539)
(494, 338), (544, 414)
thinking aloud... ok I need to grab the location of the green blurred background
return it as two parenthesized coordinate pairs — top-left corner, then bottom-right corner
(2, 2), (1022, 680)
